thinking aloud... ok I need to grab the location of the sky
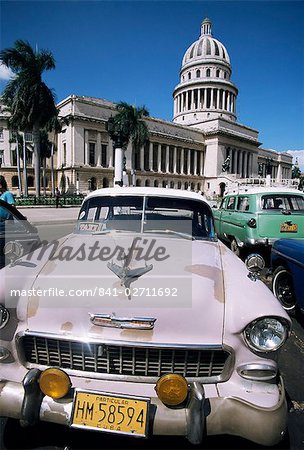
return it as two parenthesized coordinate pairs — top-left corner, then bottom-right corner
(0, 0), (304, 167)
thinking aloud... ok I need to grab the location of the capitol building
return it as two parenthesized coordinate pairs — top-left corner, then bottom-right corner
(0, 18), (293, 197)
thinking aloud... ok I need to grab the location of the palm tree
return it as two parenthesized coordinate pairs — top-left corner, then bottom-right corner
(39, 129), (52, 196)
(45, 114), (69, 196)
(0, 40), (58, 196)
(108, 102), (149, 186)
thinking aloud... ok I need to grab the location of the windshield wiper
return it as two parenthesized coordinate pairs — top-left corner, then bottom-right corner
(144, 229), (194, 240)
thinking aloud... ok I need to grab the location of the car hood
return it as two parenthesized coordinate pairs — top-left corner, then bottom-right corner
(8, 233), (226, 346)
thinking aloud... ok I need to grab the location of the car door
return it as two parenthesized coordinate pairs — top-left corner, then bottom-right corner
(0, 202), (40, 268)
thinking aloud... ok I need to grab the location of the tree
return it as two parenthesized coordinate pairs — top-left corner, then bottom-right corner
(0, 40), (58, 196)
(39, 129), (52, 196)
(107, 102), (149, 186)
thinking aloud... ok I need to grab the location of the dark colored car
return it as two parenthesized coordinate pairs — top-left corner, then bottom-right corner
(0, 199), (40, 268)
(271, 238), (304, 315)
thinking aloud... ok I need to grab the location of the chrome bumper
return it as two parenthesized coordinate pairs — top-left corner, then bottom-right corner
(0, 372), (287, 446)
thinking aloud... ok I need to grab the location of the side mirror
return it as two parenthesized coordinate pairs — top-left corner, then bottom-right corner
(245, 253), (265, 281)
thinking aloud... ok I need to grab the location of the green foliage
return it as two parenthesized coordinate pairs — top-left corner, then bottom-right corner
(112, 102), (149, 150)
(292, 165), (302, 179)
(0, 40), (58, 196)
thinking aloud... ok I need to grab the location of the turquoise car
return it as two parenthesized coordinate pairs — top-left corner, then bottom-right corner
(213, 187), (304, 264)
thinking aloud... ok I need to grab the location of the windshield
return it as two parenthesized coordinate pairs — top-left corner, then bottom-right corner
(76, 195), (215, 240)
(261, 194), (304, 211)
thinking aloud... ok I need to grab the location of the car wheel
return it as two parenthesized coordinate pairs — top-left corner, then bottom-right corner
(230, 239), (240, 257)
(272, 266), (296, 314)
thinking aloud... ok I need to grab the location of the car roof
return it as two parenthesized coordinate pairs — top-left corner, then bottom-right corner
(85, 187), (209, 203)
(225, 187), (304, 196)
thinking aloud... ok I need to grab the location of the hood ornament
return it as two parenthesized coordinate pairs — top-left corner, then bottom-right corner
(90, 313), (156, 330)
(107, 238), (153, 297)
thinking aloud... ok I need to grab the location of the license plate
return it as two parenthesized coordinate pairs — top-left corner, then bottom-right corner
(71, 390), (149, 437)
(280, 223), (298, 233)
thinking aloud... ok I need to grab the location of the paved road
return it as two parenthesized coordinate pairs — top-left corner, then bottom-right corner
(19, 206), (79, 225)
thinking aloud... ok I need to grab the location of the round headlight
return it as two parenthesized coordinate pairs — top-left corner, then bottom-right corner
(0, 305), (10, 329)
(39, 368), (71, 399)
(155, 374), (188, 406)
(245, 317), (289, 352)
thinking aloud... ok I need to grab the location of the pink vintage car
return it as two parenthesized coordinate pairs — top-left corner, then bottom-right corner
(0, 187), (291, 446)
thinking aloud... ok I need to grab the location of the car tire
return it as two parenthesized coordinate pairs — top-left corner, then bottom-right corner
(230, 239), (240, 257)
(272, 266), (296, 314)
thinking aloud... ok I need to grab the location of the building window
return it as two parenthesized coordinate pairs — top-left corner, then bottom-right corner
(145, 179), (150, 187)
(27, 176), (34, 187)
(216, 69), (220, 77)
(177, 181), (182, 189)
(161, 145), (166, 172)
(0, 128), (3, 140)
(102, 177), (109, 188)
(62, 142), (66, 166)
(153, 144), (158, 172)
(169, 146), (174, 173)
(91, 177), (97, 190)
(12, 176), (19, 187)
(11, 149), (17, 166)
(89, 143), (95, 166)
(154, 180), (159, 187)
(101, 144), (107, 167)
(176, 148), (181, 174)
(206, 68), (211, 77)
(223, 72), (227, 79)
(144, 142), (150, 171)
(136, 179), (141, 186)
(196, 69), (200, 78)
(188, 72), (191, 80)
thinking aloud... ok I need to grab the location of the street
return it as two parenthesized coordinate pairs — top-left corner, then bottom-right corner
(0, 210), (303, 449)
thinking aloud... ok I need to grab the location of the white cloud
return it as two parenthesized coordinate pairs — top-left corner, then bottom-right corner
(287, 150), (304, 171)
(0, 61), (14, 81)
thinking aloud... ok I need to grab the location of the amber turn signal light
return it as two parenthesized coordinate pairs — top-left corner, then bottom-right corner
(155, 373), (188, 406)
(39, 368), (71, 399)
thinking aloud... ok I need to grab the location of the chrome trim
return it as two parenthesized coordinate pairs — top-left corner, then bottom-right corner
(237, 363), (277, 381)
(90, 313), (156, 330)
(186, 382), (205, 444)
(243, 316), (290, 354)
(0, 304), (10, 330)
(17, 331), (234, 384)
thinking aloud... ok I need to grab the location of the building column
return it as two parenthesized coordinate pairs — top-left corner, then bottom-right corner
(140, 146), (145, 171)
(243, 152), (248, 178)
(96, 132), (101, 166)
(210, 89), (214, 109)
(186, 91), (189, 111)
(180, 148), (184, 174)
(157, 143), (162, 172)
(84, 129), (89, 166)
(194, 151), (198, 175)
(165, 145), (170, 173)
(108, 141), (114, 167)
(198, 89), (202, 110)
(149, 142), (153, 171)
(233, 149), (238, 174)
(173, 146), (177, 174)
(203, 89), (207, 109)
(187, 149), (191, 175)
(200, 151), (204, 176)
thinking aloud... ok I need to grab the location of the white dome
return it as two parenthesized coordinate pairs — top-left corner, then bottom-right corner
(182, 18), (230, 66)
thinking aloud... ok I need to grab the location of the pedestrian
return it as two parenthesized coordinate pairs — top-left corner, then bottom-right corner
(55, 187), (61, 208)
(0, 176), (15, 206)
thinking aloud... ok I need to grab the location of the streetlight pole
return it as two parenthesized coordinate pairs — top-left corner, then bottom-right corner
(106, 117), (128, 187)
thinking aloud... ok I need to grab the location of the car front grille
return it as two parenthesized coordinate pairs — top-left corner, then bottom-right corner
(20, 334), (232, 382)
